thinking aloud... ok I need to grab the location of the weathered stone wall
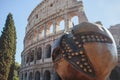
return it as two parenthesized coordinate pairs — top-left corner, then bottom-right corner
(109, 24), (120, 66)
(20, 0), (88, 80)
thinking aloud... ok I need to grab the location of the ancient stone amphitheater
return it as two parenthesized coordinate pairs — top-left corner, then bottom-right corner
(20, 0), (88, 80)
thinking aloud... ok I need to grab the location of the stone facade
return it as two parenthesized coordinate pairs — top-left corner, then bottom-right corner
(20, 0), (88, 80)
(109, 24), (120, 66)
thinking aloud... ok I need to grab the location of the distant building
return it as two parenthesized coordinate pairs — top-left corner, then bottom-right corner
(20, 0), (88, 80)
(109, 24), (120, 46)
(109, 24), (120, 66)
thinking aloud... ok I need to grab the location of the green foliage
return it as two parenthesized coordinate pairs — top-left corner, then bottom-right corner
(0, 13), (16, 80)
(13, 76), (19, 80)
(13, 62), (20, 80)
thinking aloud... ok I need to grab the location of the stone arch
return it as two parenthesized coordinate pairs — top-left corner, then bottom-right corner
(38, 26), (45, 40)
(33, 29), (37, 42)
(25, 72), (27, 80)
(29, 72), (33, 80)
(30, 50), (34, 62)
(35, 71), (40, 80)
(45, 44), (51, 58)
(71, 16), (79, 26)
(37, 47), (42, 60)
(50, 24), (54, 34)
(44, 70), (51, 80)
(38, 27), (43, 40)
(46, 22), (54, 36)
(26, 55), (29, 64)
(69, 12), (79, 28)
(42, 30), (45, 37)
(59, 20), (65, 30)
(56, 17), (65, 32)
(27, 33), (33, 46)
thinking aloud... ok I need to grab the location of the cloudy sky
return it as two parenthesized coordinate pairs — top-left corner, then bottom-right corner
(0, 0), (120, 63)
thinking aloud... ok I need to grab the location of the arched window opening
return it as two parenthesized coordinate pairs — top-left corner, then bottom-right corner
(25, 73), (27, 80)
(42, 30), (45, 37)
(34, 30), (37, 42)
(44, 70), (51, 80)
(50, 24), (54, 34)
(35, 71), (40, 80)
(30, 50), (34, 62)
(29, 72), (33, 80)
(59, 20), (65, 30)
(45, 44), (51, 58)
(71, 16), (79, 26)
(26, 55), (29, 63)
(37, 47), (42, 60)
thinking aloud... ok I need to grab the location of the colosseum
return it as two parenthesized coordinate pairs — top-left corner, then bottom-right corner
(20, 0), (88, 80)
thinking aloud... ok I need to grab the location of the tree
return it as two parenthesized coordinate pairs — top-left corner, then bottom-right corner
(0, 13), (16, 80)
(13, 62), (20, 80)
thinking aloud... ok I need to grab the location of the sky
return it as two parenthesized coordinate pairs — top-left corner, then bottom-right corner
(0, 0), (120, 64)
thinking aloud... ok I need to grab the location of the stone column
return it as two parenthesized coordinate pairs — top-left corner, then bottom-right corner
(64, 14), (69, 32)
(22, 55), (24, 67)
(44, 24), (46, 38)
(34, 48), (37, 64)
(78, 7), (88, 23)
(53, 20), (57, 34)
(42, 44), (45, 62)
(32, 70), (35, 80)
(27, 72), (29, 80)
(28, 51), (30, 65)
(41, 69), (44, 80)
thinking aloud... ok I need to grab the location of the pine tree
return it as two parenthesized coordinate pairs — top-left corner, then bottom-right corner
(0, 13), (16, 80)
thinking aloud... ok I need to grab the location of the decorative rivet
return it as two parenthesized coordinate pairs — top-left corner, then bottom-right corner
(81, 36), (85, 39)
(76, 61), (80, 64)
(91, 35), (94, 38)
(69, 50), (72, 52)
(80, 65), (83, 68)
(71, 53), (75, 56)
(75, 42), (79, 44)
(81, 58), (86, 61)
(88, 69), (92, 72)
(96, 36), (99, 38)
(104, 38), (107, 41)
(73, 37), (76, 40)
(78, 44), (82, 47)
(67, 47), (70, 49)
(83, 39), (86, 42)
(75, 52), (79, 55)
(68, 56), (72, 59)
(84, 62), (88, 65)
(84, 68), (87, 72)
(63, 54), (65, 57)
(66, 44), (68, 47)
(80, 51), (83, 54)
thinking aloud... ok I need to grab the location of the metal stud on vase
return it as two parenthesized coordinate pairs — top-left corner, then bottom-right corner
(52, 22), (118, 80)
